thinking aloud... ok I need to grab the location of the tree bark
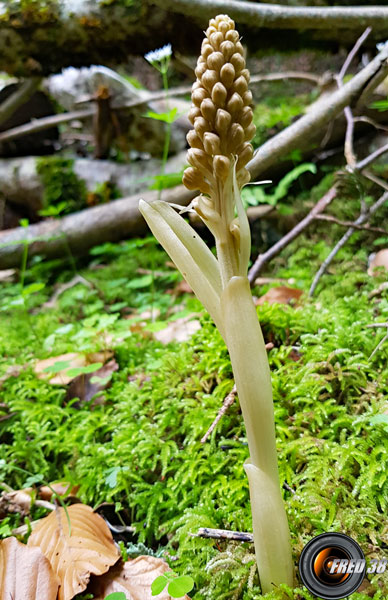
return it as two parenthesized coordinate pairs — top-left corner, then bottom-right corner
(0, 186), (196, 269)
(151, 0), (388, 34)
(2, 1), (388, 77)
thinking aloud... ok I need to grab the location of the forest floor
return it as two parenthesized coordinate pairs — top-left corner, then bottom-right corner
(0, 168), (387, 598)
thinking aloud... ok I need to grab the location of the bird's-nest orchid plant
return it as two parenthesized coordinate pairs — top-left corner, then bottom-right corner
(139, 14), (294, 593)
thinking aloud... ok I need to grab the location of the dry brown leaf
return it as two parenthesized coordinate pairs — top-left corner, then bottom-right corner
(39, 482), (80, 501)
(368, 249), (388, 276)
(256, 286), (303, 306)
(35, 351), (113, 385)
(0, 536), (59, 600)
(27, 503), (120, 600)
(66, 358), (119, 406)
(153, 316), (201, 344)
(89, 556), (190, 600)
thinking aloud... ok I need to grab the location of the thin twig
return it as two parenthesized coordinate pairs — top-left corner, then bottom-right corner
(248, 186), (338, 283)
(369, 328), (388, 360)
(309, 190), (388, 296)
(362, 169), (388, 192)
(338, 27), (372, 81)
(356, 142), (388, 170)
(353, 116), (388, 133)
(336, 28), (372, 167)
(193, 527), (254, 543)
(309, 28), (376, 295)
(201, 385), (237, 444)
(314, 214), (387, 234)
(201, 339), (276, 442)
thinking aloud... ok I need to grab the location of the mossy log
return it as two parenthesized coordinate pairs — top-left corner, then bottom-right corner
(0, 186), (196, 269)
(0, 0), (200, 76)
(2, 0), (388, 77)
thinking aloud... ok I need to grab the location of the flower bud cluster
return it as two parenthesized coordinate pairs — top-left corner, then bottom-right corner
(183, 14), (256, 196)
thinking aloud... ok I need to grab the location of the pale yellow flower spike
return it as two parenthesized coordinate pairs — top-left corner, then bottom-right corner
(182, 14), (255, 286)
(139, 14), (294, 593)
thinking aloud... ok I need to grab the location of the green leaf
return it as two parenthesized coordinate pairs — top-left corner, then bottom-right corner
(43, 360), (72, 374)
(21, 282), (45, 297)
(104, 593), (128, 600)
(24, 473), (44, 487)
(151, 575), (168, 595)
(167, 575), (194, 597)
(65, 363), (103, 378)
(144, 108), (178, 124)
(370, 415), (388, 429)
(90, 375), (111, 386)
(127, 275), (153, 289)
(150, 172), (183, 191)
(105, 467), (120, 489)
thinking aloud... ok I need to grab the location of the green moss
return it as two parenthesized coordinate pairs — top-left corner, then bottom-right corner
(36, 157), (88, 216)
(0, 218), (387, 599)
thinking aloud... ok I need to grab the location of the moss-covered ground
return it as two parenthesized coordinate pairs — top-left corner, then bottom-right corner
(0, 173), (387, 600)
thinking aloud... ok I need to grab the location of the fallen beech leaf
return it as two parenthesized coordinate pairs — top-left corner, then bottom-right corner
(27, 503), (120, 600)
(35, 351), (113, 385)
(256, 286), (303, 306)
(153, 316), (201, 344)
(39, 482), (80, 501)
(0, 536), (59, 600)
(89, 556), (190, 600)
(368, 249), (388, 276)
(66, 358), (119, 405)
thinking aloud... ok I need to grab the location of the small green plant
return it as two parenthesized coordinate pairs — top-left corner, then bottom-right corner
(151, 571), (194, 598)
(242, 163), (317, 210)
(36, 157), (88, 216)
(144, 44), (180, 194)
(104, 593), (127, 600)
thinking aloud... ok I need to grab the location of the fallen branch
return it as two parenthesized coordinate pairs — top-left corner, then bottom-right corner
(0, 78), (42, 127)
(309, 30), (387, 295)
(0, 73), (317, 146)
(309, 190), (388, 296)
(0, 186), (196, 269)
(248, 33), (388, 284)
(248, 185), (338, 283)
(151, 0), (388, 34)
(247, 43), (388, 180)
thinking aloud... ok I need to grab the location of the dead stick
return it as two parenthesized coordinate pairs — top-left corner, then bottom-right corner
(309, 190), (388, 296)
(247, 42), (388, 180)
(314, 214), (387, 234)
(248, 185), (338, 283)
(0, 73), (317, 145)
(201, 385), (237, 444)
(201, 341), (275, 443)
(193, 527), (254, 543)
(356, 142), (388, 170)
